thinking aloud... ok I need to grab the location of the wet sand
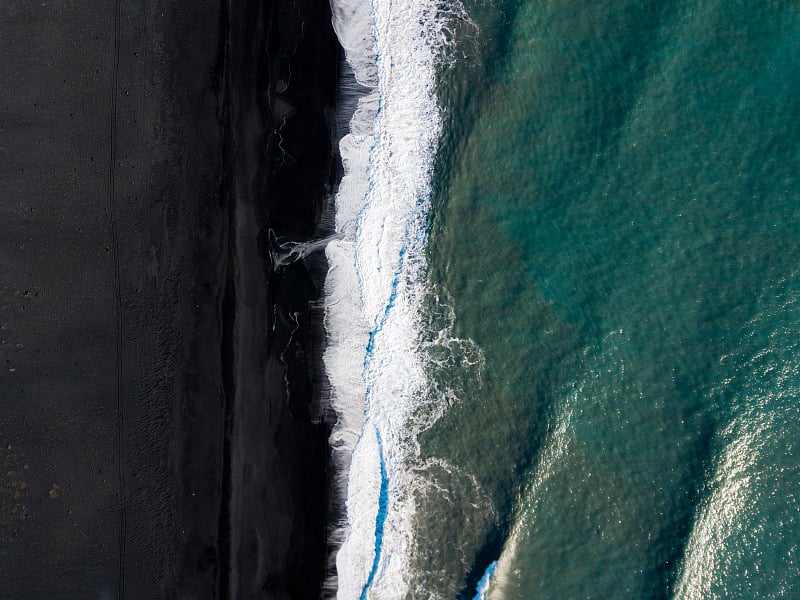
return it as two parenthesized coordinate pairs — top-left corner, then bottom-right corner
(0, 0), (337, 597)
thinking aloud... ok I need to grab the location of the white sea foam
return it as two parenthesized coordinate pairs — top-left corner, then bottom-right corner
(322, 0), (471, 597)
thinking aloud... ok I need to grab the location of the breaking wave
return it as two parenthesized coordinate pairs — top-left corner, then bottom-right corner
(322, 0), (473, 597)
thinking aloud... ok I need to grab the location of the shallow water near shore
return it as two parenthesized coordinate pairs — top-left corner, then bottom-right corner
(326, 0), (800, 598)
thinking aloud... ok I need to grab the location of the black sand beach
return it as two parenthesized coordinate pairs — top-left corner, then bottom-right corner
(0, 0), (337, 597)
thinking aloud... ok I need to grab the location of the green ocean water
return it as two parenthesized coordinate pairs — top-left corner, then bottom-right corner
(413, 1), (800, 597)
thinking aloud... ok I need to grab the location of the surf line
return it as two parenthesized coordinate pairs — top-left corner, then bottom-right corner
(359, 428), (389, 600)
(323, 0), (472, 594)
(357, 244), (406, 598)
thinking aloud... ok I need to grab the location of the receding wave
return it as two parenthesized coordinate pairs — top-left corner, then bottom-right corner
(322, 0), (472, 597)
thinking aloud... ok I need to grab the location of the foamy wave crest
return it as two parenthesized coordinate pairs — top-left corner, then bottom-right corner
(322, 0), (472, 597)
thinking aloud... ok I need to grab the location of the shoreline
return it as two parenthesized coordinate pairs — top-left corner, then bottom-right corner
(223, 0), (339, 596)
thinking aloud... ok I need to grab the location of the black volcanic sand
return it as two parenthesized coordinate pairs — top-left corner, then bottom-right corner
(0, 0), (337, 598)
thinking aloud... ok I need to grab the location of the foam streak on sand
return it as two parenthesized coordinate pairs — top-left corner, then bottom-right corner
(322, 0), (465, 597)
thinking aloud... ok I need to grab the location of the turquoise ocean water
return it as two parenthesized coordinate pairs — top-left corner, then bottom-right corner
(410, 1), (800, 597)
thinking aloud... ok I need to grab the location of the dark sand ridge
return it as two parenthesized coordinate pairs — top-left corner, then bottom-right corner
(0, 0), (337, 597)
